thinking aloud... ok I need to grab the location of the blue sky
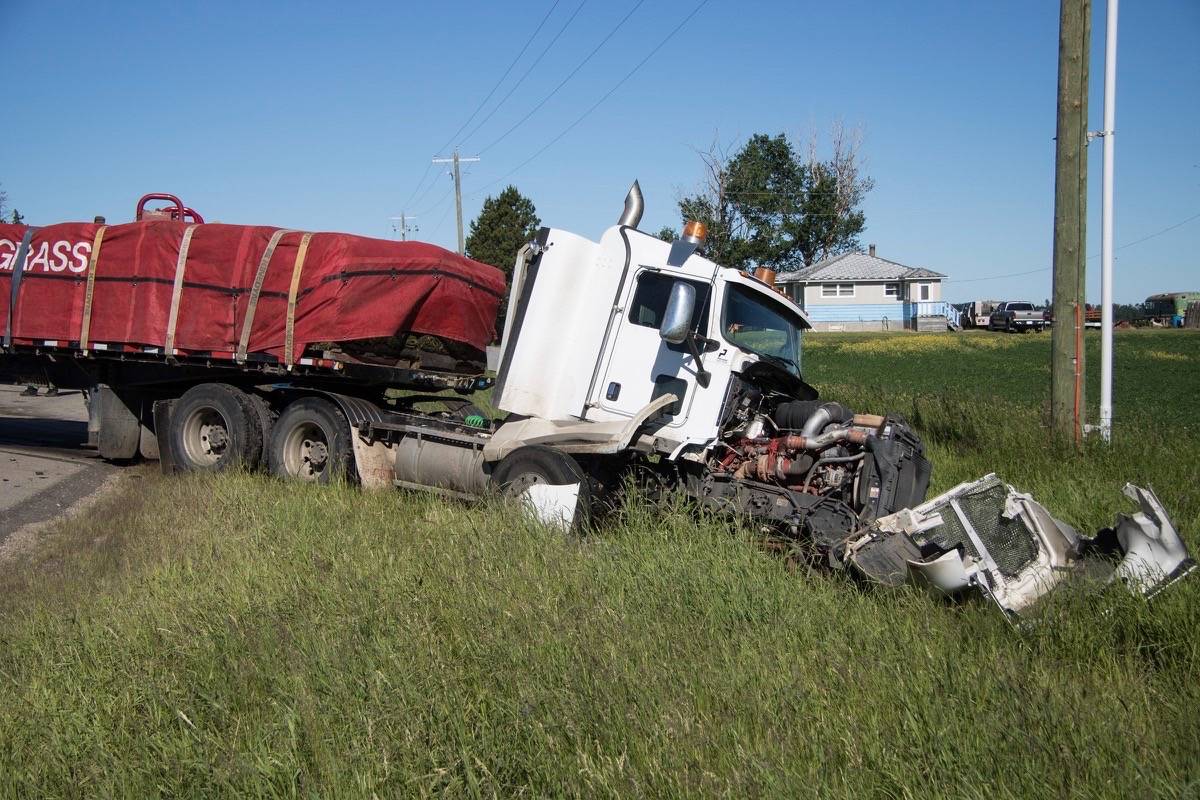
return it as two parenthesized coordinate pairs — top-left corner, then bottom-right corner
(1, 0), (1196, 303)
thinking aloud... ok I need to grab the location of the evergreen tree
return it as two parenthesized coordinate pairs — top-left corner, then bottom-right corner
(465, 186), (540, 342)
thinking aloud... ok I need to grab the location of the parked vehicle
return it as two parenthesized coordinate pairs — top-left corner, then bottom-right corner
(1146, 292), (1200, 328)
(955, 300), (999, 329)
(988, 301), (1049, 332)
(2, 186), (1190, 610)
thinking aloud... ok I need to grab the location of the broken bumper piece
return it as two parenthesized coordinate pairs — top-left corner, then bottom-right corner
(846, 474), (1195, 616)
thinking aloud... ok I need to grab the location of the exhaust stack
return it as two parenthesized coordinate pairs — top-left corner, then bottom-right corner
(618, 180), (644, 229)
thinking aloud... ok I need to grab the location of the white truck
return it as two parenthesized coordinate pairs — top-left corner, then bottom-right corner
(3, 184), (1191, 614)
(323, 183), (933, 544)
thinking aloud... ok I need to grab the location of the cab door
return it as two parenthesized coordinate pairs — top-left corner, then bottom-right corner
(592, 268), (711, 424)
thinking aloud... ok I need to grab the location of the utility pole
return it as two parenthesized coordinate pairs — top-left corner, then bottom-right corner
(432, 149), (480, 255)
(1050, 0), (1091, 446)
(1098, 0), (1118, 442)
(389, 213), (418, 241)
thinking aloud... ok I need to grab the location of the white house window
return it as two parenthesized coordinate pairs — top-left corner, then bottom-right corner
(884, 283), (900, 298)
(821, 283), (855, 298)
(917, 283), (931, 301)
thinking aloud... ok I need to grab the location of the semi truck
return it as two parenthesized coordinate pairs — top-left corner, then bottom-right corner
(1, 186), (1191, 614)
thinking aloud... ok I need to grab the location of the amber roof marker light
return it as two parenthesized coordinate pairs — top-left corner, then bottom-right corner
(668, 219), (708, 267)
(682, 220), (708, 247)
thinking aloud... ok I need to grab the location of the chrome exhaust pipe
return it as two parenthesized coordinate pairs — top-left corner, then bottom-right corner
(618, 180), (644, 229)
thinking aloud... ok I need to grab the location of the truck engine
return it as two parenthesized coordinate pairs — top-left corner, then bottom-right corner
(687, 368), (931, 562)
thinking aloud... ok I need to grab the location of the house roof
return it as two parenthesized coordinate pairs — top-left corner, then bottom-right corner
(776, 251), (945, 283)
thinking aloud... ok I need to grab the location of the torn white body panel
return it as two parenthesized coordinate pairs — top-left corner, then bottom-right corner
(849, 474), (1195, 616)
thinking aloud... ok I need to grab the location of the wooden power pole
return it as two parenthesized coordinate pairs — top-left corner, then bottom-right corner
(1051, 0), (1091, 445)
(432, 150), (480, 256)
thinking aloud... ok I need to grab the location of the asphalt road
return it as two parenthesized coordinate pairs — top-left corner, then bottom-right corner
(0, 385), (119, 543)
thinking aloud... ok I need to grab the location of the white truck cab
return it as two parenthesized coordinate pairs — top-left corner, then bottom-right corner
(493, 184), (811, 460)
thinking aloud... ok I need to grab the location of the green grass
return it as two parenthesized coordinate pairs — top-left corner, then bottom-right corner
(1, 328), (1198, 798)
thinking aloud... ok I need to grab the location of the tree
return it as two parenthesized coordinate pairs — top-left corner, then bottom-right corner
(792, 124), (873, 266)
(674, 125), (873, 272)
(655, 226), (677, 243)
(464, 186), (541, 341)
(0, 184), (24, 224)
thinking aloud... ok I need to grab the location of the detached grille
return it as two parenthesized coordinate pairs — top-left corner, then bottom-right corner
(913, 479), (1038, 577)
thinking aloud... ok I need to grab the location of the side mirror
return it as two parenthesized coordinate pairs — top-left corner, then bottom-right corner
(659, 281), (696, 344)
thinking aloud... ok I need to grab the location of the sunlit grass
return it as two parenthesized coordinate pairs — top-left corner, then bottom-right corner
(0, 328), (1196, 797)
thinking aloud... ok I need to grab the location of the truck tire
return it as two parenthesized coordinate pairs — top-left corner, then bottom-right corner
(245, 391), (277, 465)
(268, 397), (356, 484)
(490, 446), (591, 530)
(169, 383), (263, 472)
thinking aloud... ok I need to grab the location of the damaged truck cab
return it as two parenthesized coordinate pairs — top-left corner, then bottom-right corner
(473, 183), (1191, 611)
(493, 203), (810, 460)
(480, 183), (931, 557)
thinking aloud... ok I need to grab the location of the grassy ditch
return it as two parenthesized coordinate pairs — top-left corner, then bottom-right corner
(0, 328), (1197, 797)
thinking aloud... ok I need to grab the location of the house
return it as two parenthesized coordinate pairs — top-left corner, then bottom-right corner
(775, 245), (949, 332)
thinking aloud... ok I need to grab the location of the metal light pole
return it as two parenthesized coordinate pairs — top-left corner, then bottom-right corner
(1098, 0), (1119, 442)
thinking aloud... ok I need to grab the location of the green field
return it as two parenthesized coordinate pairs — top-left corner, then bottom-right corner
(1, 329), (1198, 798)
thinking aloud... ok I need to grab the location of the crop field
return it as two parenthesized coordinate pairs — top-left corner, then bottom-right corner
(0, 329), (1197, 798)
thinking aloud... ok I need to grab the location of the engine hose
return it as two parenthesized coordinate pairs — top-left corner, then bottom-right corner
(800, 402), (854, 438)
(783, 426), (869, 452)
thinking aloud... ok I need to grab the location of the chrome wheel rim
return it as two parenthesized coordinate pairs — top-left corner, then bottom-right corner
(180, 406), (230, 467)
(282, 421), (329, 481)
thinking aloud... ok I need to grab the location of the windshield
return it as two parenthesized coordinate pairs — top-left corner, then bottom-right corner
(722, 283), (804, 374)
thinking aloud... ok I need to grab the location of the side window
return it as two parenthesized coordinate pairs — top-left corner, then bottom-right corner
(628, 271), (711, 335)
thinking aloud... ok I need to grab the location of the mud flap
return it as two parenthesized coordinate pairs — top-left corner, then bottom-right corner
(520, 483), (581, 531)
(848, 474), (1195, 616)
(350, 433), (395, 491)
(153, 399), (178, 474)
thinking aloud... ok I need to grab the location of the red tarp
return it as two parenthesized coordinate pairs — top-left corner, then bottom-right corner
(0, 221), (505, 359)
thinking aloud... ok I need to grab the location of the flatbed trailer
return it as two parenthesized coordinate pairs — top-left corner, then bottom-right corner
(0, 338), (490, 464)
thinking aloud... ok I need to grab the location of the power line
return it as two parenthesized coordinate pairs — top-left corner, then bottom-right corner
(945, 266), (1051, 284)
(415, 183), (455, 217)
(1106, 210), (1200, 253)
(946, 210), (1200, 283)
(470, 0), (710, 199)
(431, 191), (458, 239)
(459, 0), (589, 149)
(401, 162), (434, 212)
(410, 169), (452, 216)
(435, 0), (563, 156)
(399, 1), (561, 219)
(477, 0), (647, 156)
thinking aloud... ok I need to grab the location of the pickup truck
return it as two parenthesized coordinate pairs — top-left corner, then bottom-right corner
(988, 301), (1048, 332)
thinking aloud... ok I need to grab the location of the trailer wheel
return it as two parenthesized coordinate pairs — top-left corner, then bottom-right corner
(170, 383), (263, 472)
(490, 446), (591, 530)
(245, 392), (277, 465)
(269, 397), (356, 484)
